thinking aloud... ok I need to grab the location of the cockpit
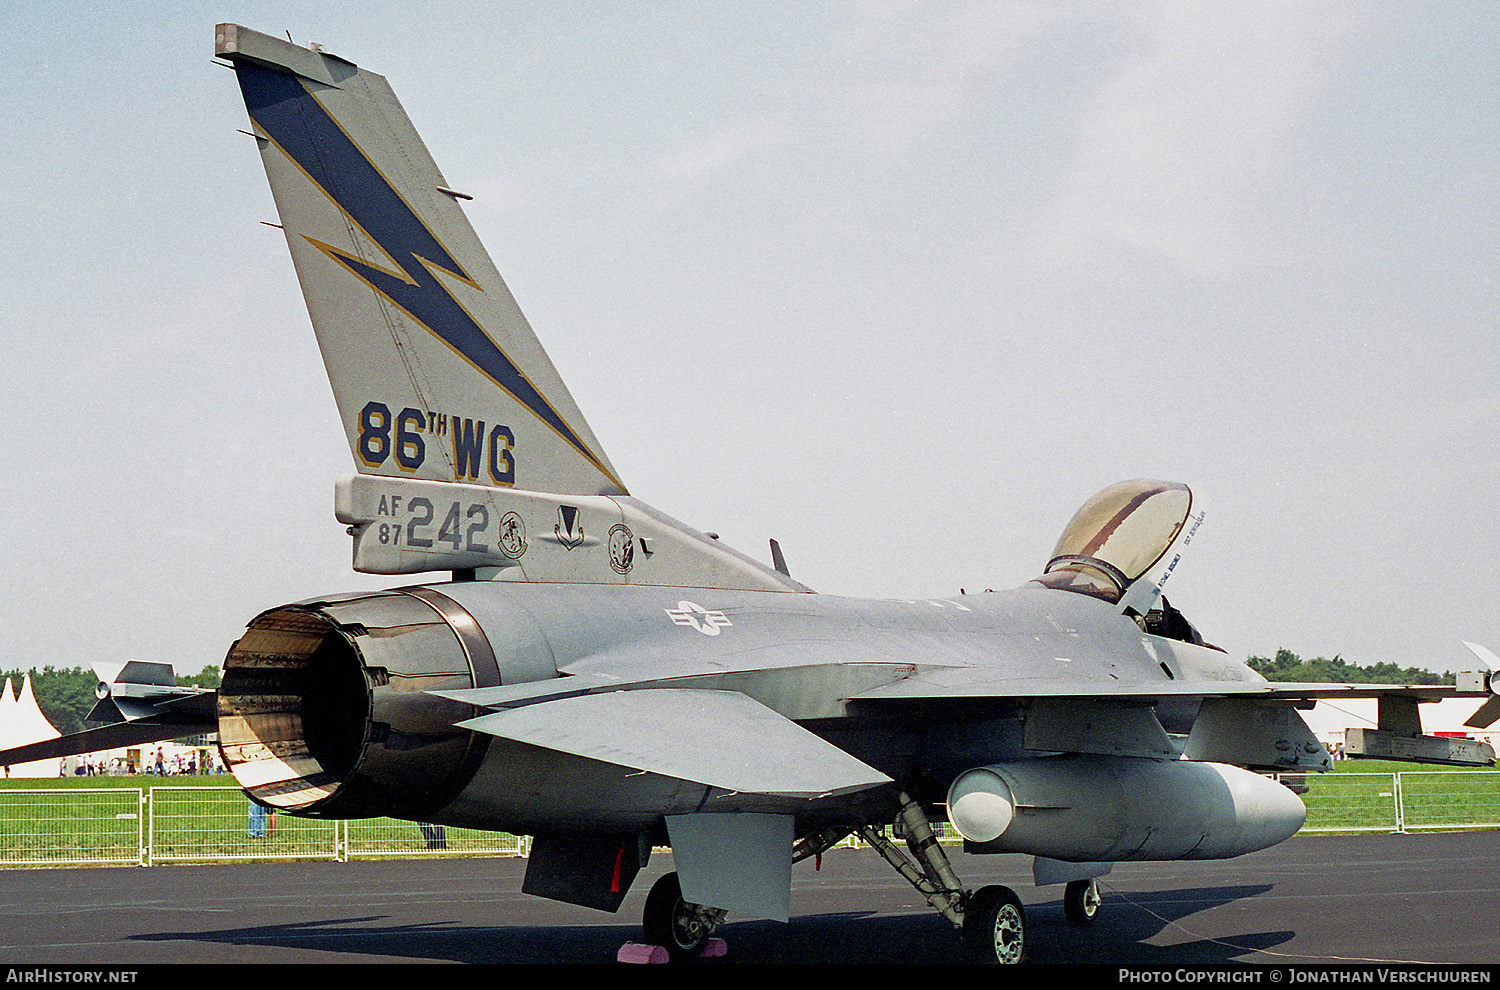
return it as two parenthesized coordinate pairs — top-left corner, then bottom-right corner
(1029, 479), (1210, 647)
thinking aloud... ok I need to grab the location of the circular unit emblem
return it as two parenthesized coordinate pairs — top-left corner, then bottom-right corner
(608, 524), (635, 575)
(498, 511), (528, 559)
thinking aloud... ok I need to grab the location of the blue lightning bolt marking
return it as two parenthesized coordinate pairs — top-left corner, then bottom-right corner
(236, 62), (612, 483)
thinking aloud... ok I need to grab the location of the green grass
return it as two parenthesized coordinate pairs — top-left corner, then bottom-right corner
(0, 776), (524, 865)
(1292, 762), (1500, 833)
(1, 763), (1495, 866)
(1331, 759), (1494, 774)
(0, 785), (144, 864)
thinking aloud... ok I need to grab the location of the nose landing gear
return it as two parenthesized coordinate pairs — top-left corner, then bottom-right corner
(1064, 877), (1101, 926)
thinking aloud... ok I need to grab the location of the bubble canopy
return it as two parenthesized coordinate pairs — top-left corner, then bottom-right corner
(1034, 480), (1193, 603)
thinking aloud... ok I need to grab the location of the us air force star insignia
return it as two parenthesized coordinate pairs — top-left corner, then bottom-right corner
(665, 601), (732, 636)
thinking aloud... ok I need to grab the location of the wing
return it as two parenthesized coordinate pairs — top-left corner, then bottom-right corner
(849, 669), (1498, 769)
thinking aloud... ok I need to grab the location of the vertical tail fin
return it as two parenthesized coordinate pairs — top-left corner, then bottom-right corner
(216, 24), (625, 497)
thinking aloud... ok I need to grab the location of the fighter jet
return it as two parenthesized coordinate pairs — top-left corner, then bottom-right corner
(5, 24), (1496, 964)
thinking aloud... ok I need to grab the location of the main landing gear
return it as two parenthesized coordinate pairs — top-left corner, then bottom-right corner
(641, 871), (727, 962)
(851, 791), (1032, 963)
(631, 793), (1103, 963)
(963, 884), (1026, 964)
(853, 793), (1106, 962)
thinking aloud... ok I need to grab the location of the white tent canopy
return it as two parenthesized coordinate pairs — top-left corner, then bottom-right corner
(0, 675), (63, 778)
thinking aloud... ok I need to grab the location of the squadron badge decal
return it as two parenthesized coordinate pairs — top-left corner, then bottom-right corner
(498, 511), (528, 559)
(555, 505), (585, 550)
(608, 524), (635, 575)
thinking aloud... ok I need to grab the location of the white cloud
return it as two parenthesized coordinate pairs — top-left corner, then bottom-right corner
(831, 0), (1071, 147)
(650, 119), (785, 186)
(1049, 0), (1364, 272)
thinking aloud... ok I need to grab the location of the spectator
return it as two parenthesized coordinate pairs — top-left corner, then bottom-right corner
(248, 796), (268, 838)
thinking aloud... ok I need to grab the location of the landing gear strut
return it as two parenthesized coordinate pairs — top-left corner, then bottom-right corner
(1064, 877), (1101, 926)
(858, 791), (1027, 964)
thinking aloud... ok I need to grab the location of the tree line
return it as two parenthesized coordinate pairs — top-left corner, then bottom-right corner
(1246, 649), (1454, 685)
(2, 652), (1459, 739)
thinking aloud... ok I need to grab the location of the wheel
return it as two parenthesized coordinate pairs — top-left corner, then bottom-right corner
(962, 884), (1025, 964)
(1064, 878), (1101, 926)
(642, 872), (712, 960)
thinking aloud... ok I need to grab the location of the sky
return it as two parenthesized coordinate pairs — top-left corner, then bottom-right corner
(1, 1), (1496, 679)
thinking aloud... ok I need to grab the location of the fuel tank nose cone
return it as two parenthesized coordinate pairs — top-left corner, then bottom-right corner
(946, 767), (1016, 843)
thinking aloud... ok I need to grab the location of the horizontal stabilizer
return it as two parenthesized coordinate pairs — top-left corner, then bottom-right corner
(93, 660), (175, 687)
(431, 660), (723, 710)
(432, 673), (625, 710)
(1460, 642), (1499, 728)
(458, 689), (890, 798)
(1465, 696), (1500, 730)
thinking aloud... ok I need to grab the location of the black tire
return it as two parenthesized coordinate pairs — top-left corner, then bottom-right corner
(1064, 878), (1101, 927)
(962, 884), (1026, 964)
(642, 872), (710, 960)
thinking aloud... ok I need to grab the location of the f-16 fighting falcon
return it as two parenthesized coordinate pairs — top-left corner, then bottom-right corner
(4, 24), (1496, 965)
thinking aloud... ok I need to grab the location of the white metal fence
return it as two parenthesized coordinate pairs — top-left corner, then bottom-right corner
(0, 774), (1496, 867)
(0, 786), (526, 867)
(0, 788), (145, 867)
(1279, 771), (1500, 833)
